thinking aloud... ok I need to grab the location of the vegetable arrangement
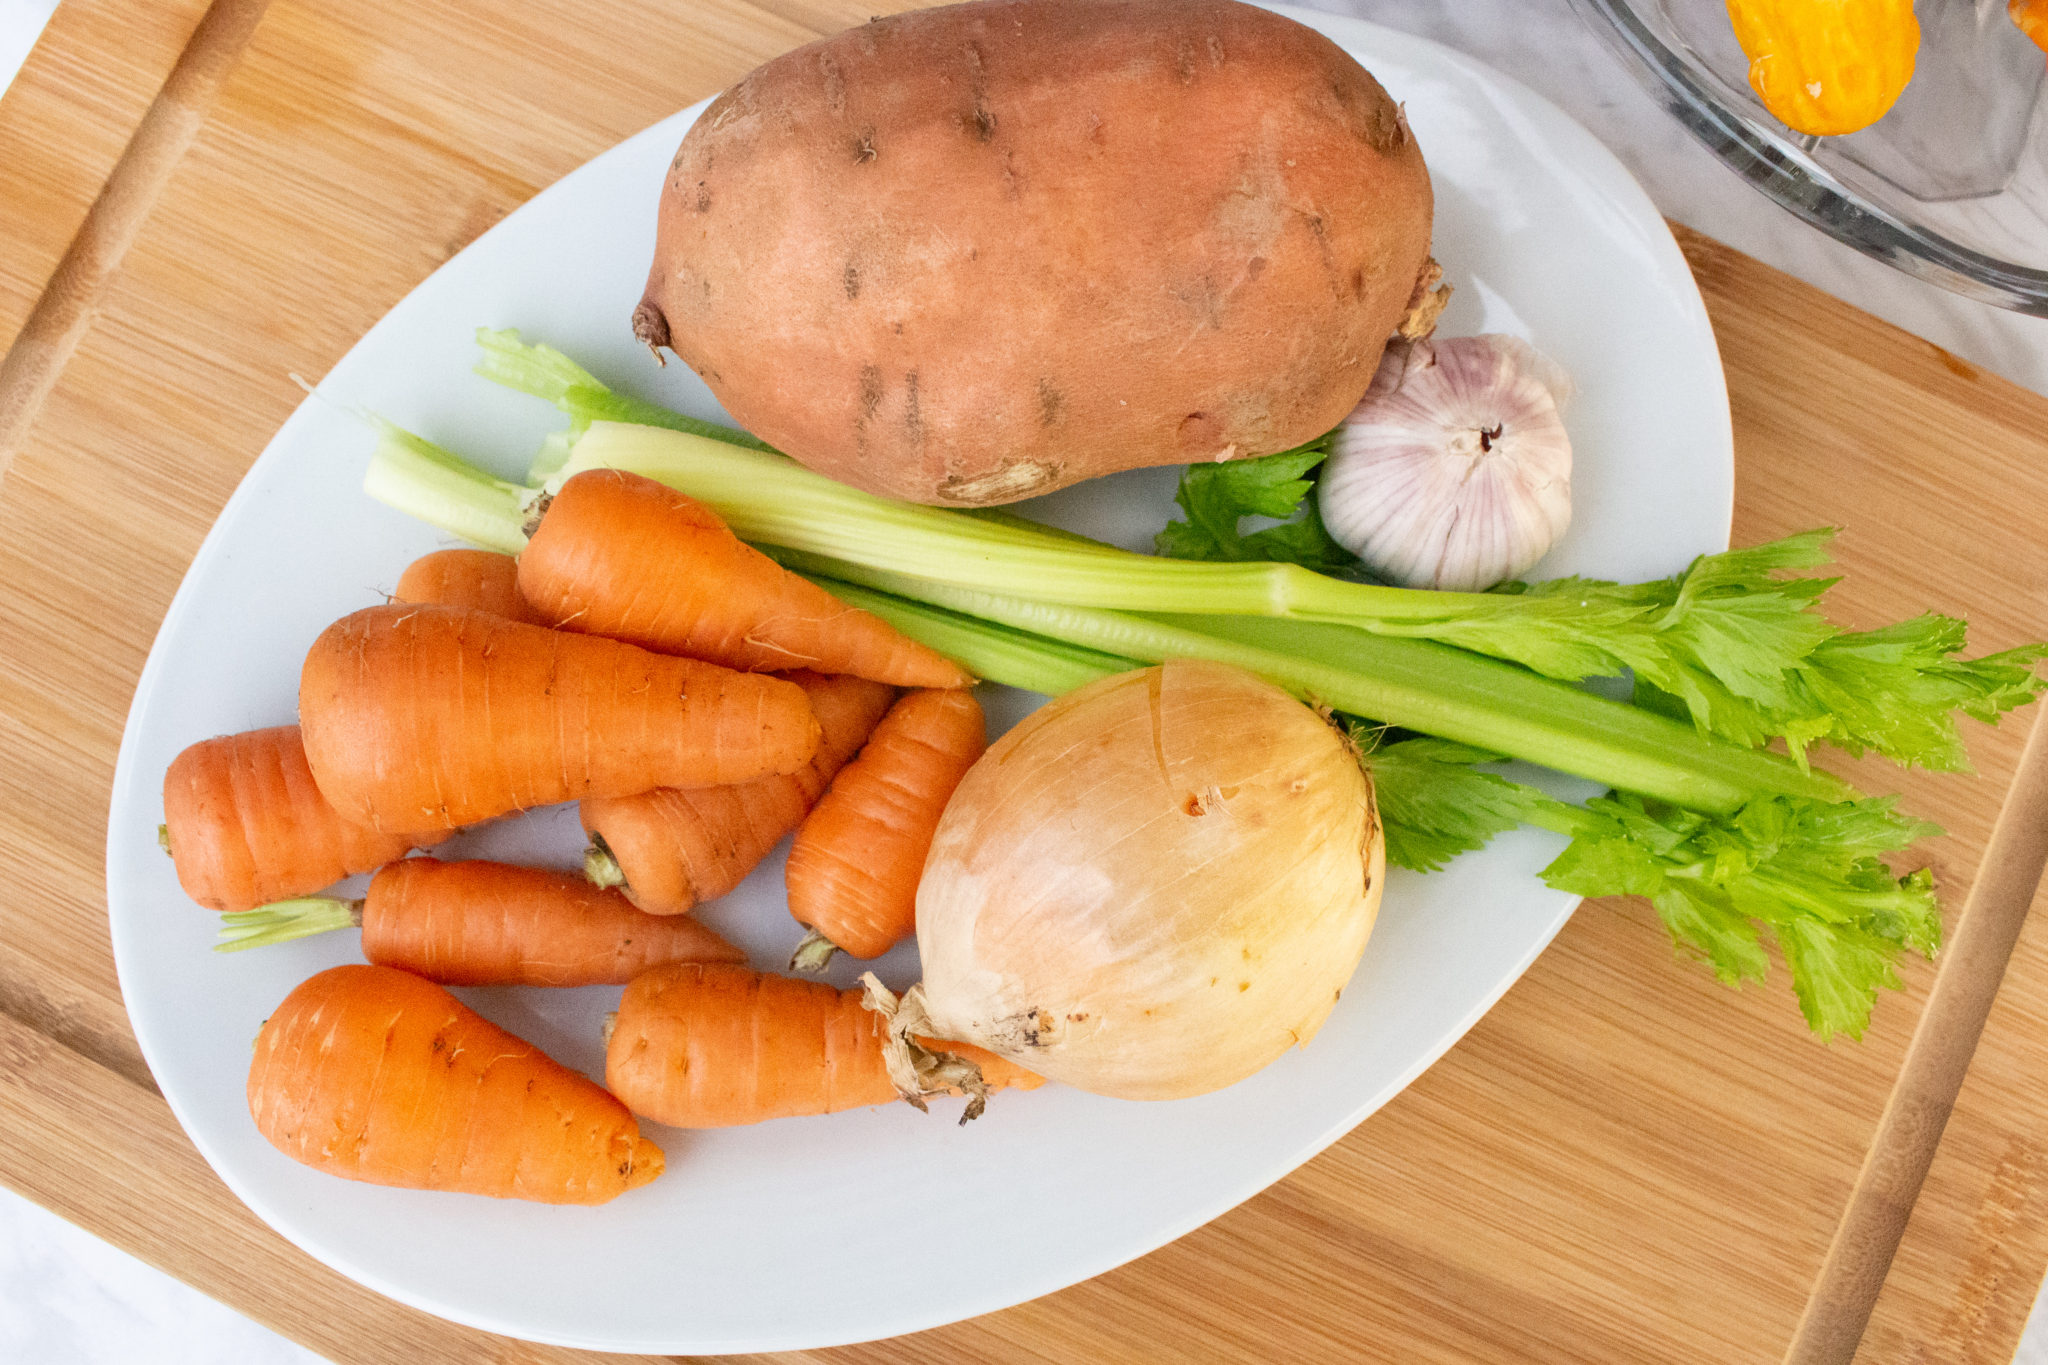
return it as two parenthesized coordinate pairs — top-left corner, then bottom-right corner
(366, 329), (2044, 1046)
(166, 495), (998, 1201)
(160, 0), (2044, 1220)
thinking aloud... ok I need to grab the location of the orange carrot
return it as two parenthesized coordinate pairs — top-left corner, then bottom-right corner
(161, 726), (447, 913)
(299, 603), (821, 831)
(785, 688), (987, 967)
(250, 965), (663, 1204)
(392, 548), (544, 623)
(217, 858), (745, 986)
(605, 962), (1040, 1128)
(519, 469), (972, 689)
(581, 670), (896, 915)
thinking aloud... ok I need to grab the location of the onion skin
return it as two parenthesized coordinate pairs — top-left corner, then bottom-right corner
(912, 660), (1382, 1100)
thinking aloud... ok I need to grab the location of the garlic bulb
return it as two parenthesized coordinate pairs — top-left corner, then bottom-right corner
(874, 661), (1383, 1104)
(1318, 334), (1573, 592)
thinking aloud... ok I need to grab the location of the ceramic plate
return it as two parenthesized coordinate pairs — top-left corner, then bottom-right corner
(105, 6), (1732, 1353)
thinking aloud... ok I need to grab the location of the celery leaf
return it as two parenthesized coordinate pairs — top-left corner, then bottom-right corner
(1363, 736), (1551, 873)
(1362, 730), (1942, 1039)
(1789, 621), (2048, 769)
(1155, 438), (1356, 571)
(1540, 792), (1942, 1040)
(1324, 529), (2046, 770)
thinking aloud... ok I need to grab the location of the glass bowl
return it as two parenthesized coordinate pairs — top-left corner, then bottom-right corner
(1570, 0), (2048, 314)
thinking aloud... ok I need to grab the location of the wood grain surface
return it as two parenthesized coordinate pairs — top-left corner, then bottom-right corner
(0, 0), (213, 353)
(2, 4), (2047, 1363)
(0, 0), (271, 478)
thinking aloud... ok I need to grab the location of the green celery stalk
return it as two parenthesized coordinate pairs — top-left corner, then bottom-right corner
(349, 422), (1857, 815)
(555, 422), (1497, 618)
(468, 332), (2043, 770)
(356, 411), (1946, 1040)
(362, 421), (533, 556)
(763, 547), (1850, 814)
(805, 575), (1138, 695)
(475, 327), (775, 452)
(784, 570), (1938, 1041)
(356, 421), (1845, 813)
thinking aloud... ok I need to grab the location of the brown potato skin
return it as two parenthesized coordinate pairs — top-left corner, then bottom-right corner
(636, 0), (1433, 506)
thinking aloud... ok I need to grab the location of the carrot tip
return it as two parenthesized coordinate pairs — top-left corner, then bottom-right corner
(584, 837), (627, 891)
(788, 928), (840, 975)
(625, 1136), (666, 1190)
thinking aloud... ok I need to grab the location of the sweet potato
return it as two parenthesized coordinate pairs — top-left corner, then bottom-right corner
(634, 0), (1434, 506)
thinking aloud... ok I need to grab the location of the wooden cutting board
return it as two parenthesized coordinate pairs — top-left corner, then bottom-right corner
(4, 3), (2048, 1362)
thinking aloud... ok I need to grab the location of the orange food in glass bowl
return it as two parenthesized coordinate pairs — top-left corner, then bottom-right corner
(1726, 0), (1921, 136)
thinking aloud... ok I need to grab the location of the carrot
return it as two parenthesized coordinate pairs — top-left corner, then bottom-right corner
(217, 858), (745, 986)
(392, 548), (544, 623)
(519, 468), (973, 689)
(604, 962), (1041, 1128)
(785, 688), (987, 968)
(250, 964), (663, 1204)
(581, 670), (896, 915)
(160, 726), (447, 913)
(299, 603), (821, 831)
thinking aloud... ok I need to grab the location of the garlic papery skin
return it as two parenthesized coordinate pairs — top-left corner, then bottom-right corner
(1318, 334), (1573, 592)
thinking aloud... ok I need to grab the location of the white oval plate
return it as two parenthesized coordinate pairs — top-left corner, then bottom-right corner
(105, 7), (1731, 1354)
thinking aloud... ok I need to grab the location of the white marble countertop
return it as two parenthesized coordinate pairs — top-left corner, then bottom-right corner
(1, 2), (2044, 1361)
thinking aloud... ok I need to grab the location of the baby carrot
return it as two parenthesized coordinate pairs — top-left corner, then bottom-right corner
(519, 469), (973, 689)
(786, 688), (987, 968)
(392, 547), (544, 623)
(299, 603), (821, 831)
(604, 962), (1040, 1128)
(217, 858), (744, 987)
(581, 670), (896, 915)
(250, 964), (663, 1204)
(161, 726), (446, 913)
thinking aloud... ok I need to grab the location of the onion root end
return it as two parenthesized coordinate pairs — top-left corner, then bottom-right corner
(860, 973), (990, 1124)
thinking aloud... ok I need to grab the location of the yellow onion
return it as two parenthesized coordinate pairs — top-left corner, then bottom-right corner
(869, 660), (1382, 1104)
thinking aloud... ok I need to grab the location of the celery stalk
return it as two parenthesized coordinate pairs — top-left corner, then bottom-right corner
(765, 548), (1850, 814)
(556, 423), (1444, 616)
(360, 400), (1958, 1040)
(805, 575), (1138, 695)
(362, 421), (533, 555)
(352, 422), (1855, 815)
(475, 328), (775, 452)
(472, 331), (2043, 771)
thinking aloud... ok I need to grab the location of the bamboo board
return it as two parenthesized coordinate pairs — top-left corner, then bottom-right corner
(3, 3), (2048, 1361)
